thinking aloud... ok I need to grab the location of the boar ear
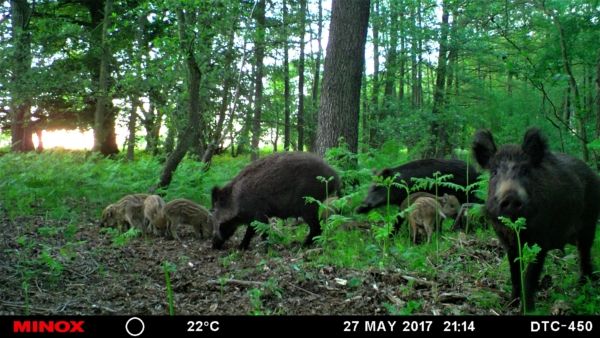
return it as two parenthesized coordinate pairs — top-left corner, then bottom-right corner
(472, 129), (497, 169)
(211, 187), (222, 203)
(379, 168), (392, 177)
(522, 128), (548, 166)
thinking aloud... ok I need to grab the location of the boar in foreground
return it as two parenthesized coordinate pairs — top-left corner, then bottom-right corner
(211, 152), (340, 250)
(163, 198), (214, 240)
(473, 127), (600, 311)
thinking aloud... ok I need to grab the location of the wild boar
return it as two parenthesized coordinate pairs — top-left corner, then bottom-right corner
(100, 194), (148, 233)
(144, 194), (167, 236)
(211, 152), (340, 250)
(473, 127), (600, 311)
(407, 196), (447, 244)
(163, 198), (214, 241)
(400, 192), (461, 218)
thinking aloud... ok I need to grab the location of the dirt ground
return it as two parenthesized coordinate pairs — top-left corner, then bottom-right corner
(0, 213), (527, 316)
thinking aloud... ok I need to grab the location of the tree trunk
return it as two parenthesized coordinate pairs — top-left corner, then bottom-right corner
(548, 7), (589, 161)
(9, 0), (34, 152)
(410, 3), (418, 108)
(398, 8), (405, 103)
(416, 0), (423, 107)
(297, 0), (307, 151)
(126, 96), (139, 161)
(251, 0), (266, 160)
(202, 29), (236, 164)
(91, 0), (118, 156)
(283, 0), (292, 151)
(368, 0), (380, 146)
(308, 0), (323, 152)
(361, 66), (369, 150)
(315, 0), (370, 156)
(145, 93), (164, 155)
(429, 0), (450, 157)
(384, 0), (398, 101)
(595, 49), (600, 170)
(156, 8), (204, 189)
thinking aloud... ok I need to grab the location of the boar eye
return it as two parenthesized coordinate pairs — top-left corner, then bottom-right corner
(490, 169), (498, 177)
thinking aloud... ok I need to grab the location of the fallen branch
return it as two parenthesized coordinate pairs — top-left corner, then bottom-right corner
(287, 282), (320, 298)
(206, 279), (264, 287)
(401, 275), (436, 287)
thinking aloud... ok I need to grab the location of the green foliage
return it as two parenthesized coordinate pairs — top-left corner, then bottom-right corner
(162, 261), (177, 316)
(102, 227), (141, 247)
(499, 216), (542, 314)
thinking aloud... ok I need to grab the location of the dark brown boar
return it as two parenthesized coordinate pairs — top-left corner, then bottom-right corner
(211, 152), (340, 250)
(473, 127), (600, 311)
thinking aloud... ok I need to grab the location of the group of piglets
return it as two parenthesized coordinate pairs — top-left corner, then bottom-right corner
(100, 194), (213, 241)
(99, 127), (599, 312)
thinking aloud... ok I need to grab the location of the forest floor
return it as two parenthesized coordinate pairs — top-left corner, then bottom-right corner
(2, 212), (582, 316)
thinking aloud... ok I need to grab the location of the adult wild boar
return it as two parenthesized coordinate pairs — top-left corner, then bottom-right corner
(211, 152), (340, 250)
(473, 127), (600, 311)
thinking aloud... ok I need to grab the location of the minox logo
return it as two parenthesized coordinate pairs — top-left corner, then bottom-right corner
(13, 320), (85, 333)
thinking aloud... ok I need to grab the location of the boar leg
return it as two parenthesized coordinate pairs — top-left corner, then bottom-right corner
(577, 217), (597, 281)
(425, 221), (433, 244)
(239, 225), (256, 250)
(523, 248), (547, 312)
(165, 220), (176, 240)
(302, 212), (321, 247)
(506, 247), (522, 306)
(409, 219), (418, 244)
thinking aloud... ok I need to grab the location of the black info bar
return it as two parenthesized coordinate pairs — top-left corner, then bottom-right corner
(1, 316), (598, 337)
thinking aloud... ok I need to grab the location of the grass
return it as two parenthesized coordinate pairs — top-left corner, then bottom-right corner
(1, 148), (599, 314)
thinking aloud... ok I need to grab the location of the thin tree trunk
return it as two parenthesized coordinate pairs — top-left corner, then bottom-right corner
(126, 97), (139, 161)
(410, 3), (418, 108)
(308, 0), (323, 152)
(368, 0), (380, 146)
(595, 49), (600, 169)
(384, 0), (398, 100)
(547, 7), (589, 161)
(283, 0), (291, 151)
(202, 29), (236, 164)
(416, 0), (423, 107)
(297, 0), (307, 151)
(361, 66), (369, 150)
(156, 8), (204, 189)
(429, 0), (450, 157)
(398, 8), (405, 103)
(251, 0), (266, 160)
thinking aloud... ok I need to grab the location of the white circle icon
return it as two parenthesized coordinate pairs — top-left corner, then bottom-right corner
(125, 317), (145, 337)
